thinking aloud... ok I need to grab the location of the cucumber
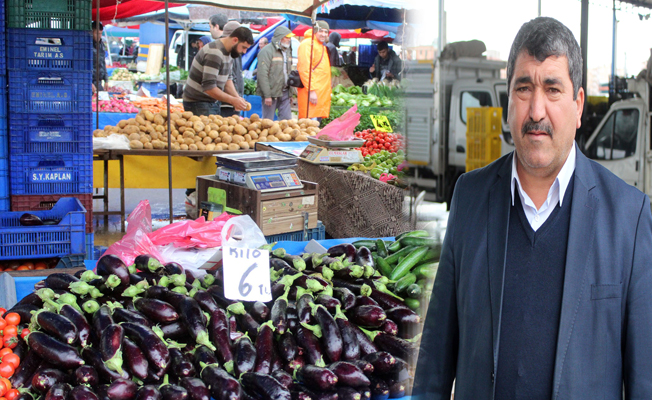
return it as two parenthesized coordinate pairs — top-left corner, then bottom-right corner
(376, 239), (388, 258)
(387, 240), (402, 253)
(399, 236), (440, 248)
(404, 298), (420, 311)
(384, 246), (416, 265)
(395, 230), (430, 241)
(374, 255), (394, 278)
(419, 247), (442, 263)
(353, 240), (378, 250)
(415, 262), (439, 280)
(389, 246), (430, 281)
(394, 273), (417, 294)
(406, 283), (422, 299)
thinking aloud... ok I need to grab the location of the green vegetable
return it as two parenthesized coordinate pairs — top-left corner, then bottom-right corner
(415, 262), (439, 280)
(244, 78), (257, 96)
(352, 240), (378, 250)
(374, 255), (393, 277)
(385, 245), (416, 265)
(390, 246), (430, 281)
(404, 297), (420, 311)
(406, 283), (422, 298)
(394, 273), (417, 293)
(399, 236), (440, 248)
(376, 239), (388, 258)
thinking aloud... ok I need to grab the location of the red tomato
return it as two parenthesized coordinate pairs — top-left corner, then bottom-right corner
(2, 337), (17, 350)
(0, 379), (7, 397)
(0, 351), (10, 360)
(0, 363), (13, 379)
(0, 355), (18, 370)
(4, 389), (18, 400)
(2, 315), (18, 327)
(0, 320), (5, 331)
(19, 329), (29, 340)
(1, 327), (16, 338)
(0, 309), (6, 317)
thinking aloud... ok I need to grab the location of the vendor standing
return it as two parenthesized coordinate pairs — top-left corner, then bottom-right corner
(220, 21), (246, 118)
(182, 27), (253, 117)
(257, 26), (294, 121)
(369, 41), (402, 81)
(92, 21), (108, 92)
(297, 21), (331, 121)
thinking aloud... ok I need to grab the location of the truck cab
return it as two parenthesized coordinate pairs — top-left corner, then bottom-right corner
(584, 77), (651, 198)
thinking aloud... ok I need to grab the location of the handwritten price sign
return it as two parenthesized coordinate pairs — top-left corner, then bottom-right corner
(223, 246), (272, 302)
(370, 115), (393, 133)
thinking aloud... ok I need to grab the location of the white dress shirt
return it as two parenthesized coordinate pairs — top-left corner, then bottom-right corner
(510, 145), (576, 231)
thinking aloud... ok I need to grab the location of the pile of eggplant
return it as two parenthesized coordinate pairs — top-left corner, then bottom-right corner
(4, 239), (432, 400)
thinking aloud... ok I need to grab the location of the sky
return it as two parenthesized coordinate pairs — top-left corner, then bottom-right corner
(412, 0), (652, 86)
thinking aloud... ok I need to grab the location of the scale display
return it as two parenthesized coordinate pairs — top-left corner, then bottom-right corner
(216, 167), (303, 192)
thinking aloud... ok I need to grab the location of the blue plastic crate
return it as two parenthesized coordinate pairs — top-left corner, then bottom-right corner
(10, 153), (93, 195)
(0, 197), (86, 260)
(7, 28), (93, 72)
(0, 119), (6, 160)
(0, 75), (6, 119)
(9, 112), (92, 155)
(7, 70), (92, 114)
(85, 232), (93, 259)
(0, 158), (8, 212)
(265, 221), (325, 243)
(7, 0), (92, 31)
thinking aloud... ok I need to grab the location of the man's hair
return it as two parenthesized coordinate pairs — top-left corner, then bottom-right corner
(260, 37), (269, 44)
(506, 17), (583, 100)
(377, 41), (389, 51)
(209, 14), (228, 30)
(93, 21), (103, 31)
(230, 27), (254, 45)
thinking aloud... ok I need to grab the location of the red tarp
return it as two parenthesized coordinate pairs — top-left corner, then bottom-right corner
(250, 17), (391, 40)
(92, 0), (184, 23)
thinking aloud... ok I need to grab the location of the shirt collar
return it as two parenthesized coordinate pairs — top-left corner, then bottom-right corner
(510, 144), (576, 207)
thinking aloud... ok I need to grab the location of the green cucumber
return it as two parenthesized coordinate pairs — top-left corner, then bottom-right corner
(352, 240), (378, 250)
(384, 246), (416, 265)
(374, 255), (394, 277)
(387, 240), (402, 253)
(404, 297), (420, 311)
(394, 273), (417, 294)
(389, 246), (430, 281)
(395, 230), (430, 241)
(376, 239), (388, 258)
(406, 283), (422, 298)
(399, 236), (440, 248)
(415, 262), (439, 280)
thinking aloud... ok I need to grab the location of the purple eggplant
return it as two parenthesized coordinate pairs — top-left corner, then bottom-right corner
(145, 285), (169, 299)
(106, 378), (138, 400)
(284, 353), (306, 375)
(286, 306), (298, 333)
(355, 246), (374, 268)
(333, 288), (356, 311)
(164, 262), (185, 275)
(380, 320), (398, 336)
(351, 325), (379, 356)
(178, 297), (213, 350)
(192, 346), (218, 372)
(332, 279), (362, 295)
(101, 324), (125, 374)
(241, 372), (291, 400)
(311, 304), (342, 363)
(333, 309), (360, 361)
(31, 368), (68, 394)
(348, 305), (386, 328)
(134, 298), (179, 323)
(373, 332), (419, 361)
(328, 361), (371, 387)
(160, 321), (188, 341)
(384, 307), (420, 337)
(192, 290), (221, 315)
(97, 255), (130, 287)
(333, 265), (365, 280)
(93, 305), (115, 336)
(297, 292), (314, 324)
(380, 357), (410, 383)
(16, 292), (44, 308)
(160, 384), (188, 400)
(121, 322), (170, 372)
(136, 386), (162, 400)
(228, 315), (243, 342)
(254, 321), (274, 374)
(296, 325), (325, 367)
(270, 258), (298, 276)
(294, 275), (328, 291)
(122, 337), (149, 380)
(359, 387), (372, 400)
(338, 387), (362, 400)
(352, 359), (374, 376)
(245, 301), (270, 324)
(233, 335), (257, 377)
(113, 308), (152, 328)
(277, 331), (298, 363)
(362, 352), (396, 375)
(315, 294), (341, 314)
(296, 365), (338, 392)
(288, 384), (316, 400)
(271, 289), (290, 335)
(355, 296), (379, 307)
(368, 376), (390, 400)
(369, 289), (406, 310)
(208, 309), (233, 373)
(134, 254), (164, 274)
(200, 364), (241, 400)
(387, 380), (405, 399)
(179, 378), (210, 400)
(27, 331), (84, 369)
(235, 312), (260, 340)
(45, 383), (71, 400)
(271, 370), (294, 389)
(10, 349), (41, 388)
(75, 365), (99, 386)
(70, 386), (100, 400)
(44, 273), (80, 291)
(82, 346), (129, 382)
(169, 348), (195, 379)
(59, 304), (91, 347)
(206, 286), (236, 309)
(327, 244), (357, 262)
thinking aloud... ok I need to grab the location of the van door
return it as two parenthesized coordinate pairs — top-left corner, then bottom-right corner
(494, 83), (516, 156)
(585, 101), (645, 189)
(449, 85), (494, 168)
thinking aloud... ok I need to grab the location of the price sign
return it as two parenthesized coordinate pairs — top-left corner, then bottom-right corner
(370, 115), (393, 133)
(222, 246), (272, 302)
(97, 91), (110, 101)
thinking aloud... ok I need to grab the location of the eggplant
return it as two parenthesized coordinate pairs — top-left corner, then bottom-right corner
(348, 305), (386, 328)
(243, 301), (269, 324)
(362, 352), (396, 375)
(270, 258), (298, 275)
(271, 343), (283, 373)
(134, 298), (179, 323)
(352, 359), (374, 377)
(75, 365), (99, 386)
(97, 255), (130, 288)
(271, 370), (294, 389)
(355, 296), (379, 307)
(328, 361), (371, 387)
(228, 315), (243, 342)
(332, 265), (365, 280)
(334, 315), (360, 362)
(160, 321), (188, 341)
(136, 386), (162, 400)
(241, 372), (291, 400)
(294, 275), (328, 291)
(253, 321), (274, 374)
(27, 331), (84, 369)
(164, 262), (185, 275)
(296, 365), (338, 391)
(359, 388), (372, 400)
(315, 294), (341, 314)
(331, 279), (362, 295)
(122, 337), (149, 380)
(113, 308), (152, 328)
(286, 306), (299, 333)
(380, 357), (410, 383)
(106, 378), (138, 400)
(333, 288), (356, 311)
(327, 244), (357, 262)
(277, 331), (298, 363)
(297, 292), (314, 324)
(93, 305), (115, 336)
(16, 292), (44, 308)
(82, 346), (129, 382)
(168, 348), (194, 380)
(4, 304), (38, 326)
(296, 325), (325, 367)
(192, 290), (221, 315)
(121, 322), (170, 372)
(20, 213), (43, 226)
(11, 341), (27, 361)
(206, 286), (236, 309)
(271, 289), (290, 335)
(200, 364), (241, 400)
(45, 383), (71, 400)
(178, 297), (213, 350)
(31, 368), (68, 394)
(134, 255), (164, 274)
(43, 273), (79, 291)
(288, 384), (316, 400)
(160, 384), (188, 400)
(145, 285), (169, 299)
(384, 307), (420, 338)
(368, 376), (389, 400)
(233, 335), (257, 377)
(387, 380), (405, 399)
(192, 346), (218, 372)
(208, 309), (233, 373)
(380, 320), (398, 336)
(101, 324), (125, 374)
(306, 264), (334, 281)
(10, 349), (41, 388)
(236, 313), (260, 340)
(281, 254), (307, 272)
(373, 332), (419, 361)
(179, 377), (209, 400)
(59, 304), (91, 347)
(351, 325), (379, 356)
(355, 246), (374, 268)
(311, 304), (342, 363)
(70, 386), (100, 400)
(369, 289), (406, 310)
(338, 387), (362, 400)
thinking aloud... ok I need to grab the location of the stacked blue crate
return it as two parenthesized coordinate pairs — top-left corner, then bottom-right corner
(0, 0), (9, 211)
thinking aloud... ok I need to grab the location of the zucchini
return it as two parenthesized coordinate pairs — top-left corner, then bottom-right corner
(384, 246), (416, 265)
(352, 240), (377, 250)
(399, 236), (440, 248)
(374, 255), (394, 278)
(387, 240), (402, 253)
(394, 273), (417, 294)
(404, 298), (420, 311)
(406, 283), (422, 299)
(414, 262), (439, 280)
(389, 246), (430, 281)
(376, 239), (388, 258)
(395, 230), (430, 241)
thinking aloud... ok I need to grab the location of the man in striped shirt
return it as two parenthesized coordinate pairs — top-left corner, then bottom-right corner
(182, 27), (253, 116)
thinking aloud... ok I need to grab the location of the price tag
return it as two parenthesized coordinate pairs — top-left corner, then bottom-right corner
(370, 115), (393, 133)
(222, 246), (272, 302)
(97, 91), (110, 101)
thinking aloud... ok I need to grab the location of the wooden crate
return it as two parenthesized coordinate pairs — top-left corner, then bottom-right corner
(196, 175), (318, 236)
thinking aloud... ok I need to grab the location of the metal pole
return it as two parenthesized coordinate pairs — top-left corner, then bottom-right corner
(306, 23), (316, 118)
(185, 30), (189, 71)
(611, 0), (617, 102)
(538, 0), (542, 17)
(95, 0), (100, 131)
(438, 0), (445, 53)
(165, 0), (174, 225)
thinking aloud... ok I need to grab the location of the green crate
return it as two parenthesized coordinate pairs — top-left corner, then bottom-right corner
(7, 0), (92, 30)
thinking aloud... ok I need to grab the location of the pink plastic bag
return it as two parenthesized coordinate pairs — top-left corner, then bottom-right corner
(316, 105), (361, 141)
(148, 213), (234, 249)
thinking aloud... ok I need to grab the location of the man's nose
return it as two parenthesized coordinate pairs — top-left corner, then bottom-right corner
(529, 88), (547, 123)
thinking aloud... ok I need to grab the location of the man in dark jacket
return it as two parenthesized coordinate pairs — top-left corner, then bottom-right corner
(256, 26), (294, 120)
(92, 21), (109, 92)
(326, 31), (342, 67)
(220, 21), (246, 117)
(369, 41), (402, 80)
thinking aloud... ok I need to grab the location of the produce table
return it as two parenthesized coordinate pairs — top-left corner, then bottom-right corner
(93, 112), (138, 130)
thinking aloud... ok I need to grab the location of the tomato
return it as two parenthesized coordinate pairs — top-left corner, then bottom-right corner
(0, 363), (13, 379)
(0, 320), (5, 331)
(2, 326), (16, 337)
(0, 380), (6, 397)
(19, 329), (29, 340)
(4, 390), (18, 400)
(0, 351), (10, 360)
(0, 355), (18, 370)
(2, 337), (17, 351)
(0, 309), (6, 317)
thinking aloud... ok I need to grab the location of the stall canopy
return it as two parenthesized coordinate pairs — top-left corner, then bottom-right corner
(150, 0), (330, 16)
(93, 1), (184, 23)
(250, 17), (391, 40)
(104, 25), (141, 37)
(110, 5), (207, 29)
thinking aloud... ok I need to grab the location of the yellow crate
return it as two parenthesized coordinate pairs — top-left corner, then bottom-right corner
(466, 107), (503, 172)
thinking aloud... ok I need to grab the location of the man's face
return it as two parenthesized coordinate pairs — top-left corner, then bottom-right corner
(378, 49), (388, 59)
(280, 37), (291, 48)
(230, 39), (251, 58)
(508, 52), (584, 179)
(93, 29), (102, 43)
(316, 28), (329, 44)
(259, 39), (268, 49)
(210, 24), (222, 40)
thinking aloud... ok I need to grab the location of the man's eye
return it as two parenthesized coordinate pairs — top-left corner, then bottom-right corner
(516, 87), (529, 92)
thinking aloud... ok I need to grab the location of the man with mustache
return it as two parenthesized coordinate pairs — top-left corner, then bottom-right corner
(182, 26), (253, 117)
(413, 17), (652, 400)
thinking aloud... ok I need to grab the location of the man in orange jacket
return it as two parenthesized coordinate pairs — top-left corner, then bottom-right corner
(297, 21), (331, 120)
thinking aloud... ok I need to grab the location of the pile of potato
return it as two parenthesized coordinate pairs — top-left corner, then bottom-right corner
(93, 110), (321, 151)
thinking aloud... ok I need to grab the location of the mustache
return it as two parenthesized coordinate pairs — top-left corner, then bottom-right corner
(522, 120), (553, 137)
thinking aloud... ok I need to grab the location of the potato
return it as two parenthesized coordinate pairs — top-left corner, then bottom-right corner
(279, 133), (292, 142)
(280, 121), (289, 130)
(228, 143), (240, 151)
(128, 133), (141, 141)
(310, 120), (320, 127)
(295, 134), (308, 141)
(144, 142), (153, 150)
(150, 131), (160, 140)
(194, 136), (202, 143)
(249, 122), (261, 131)
(144, 110), (155, 122)
(239, 142), (250, 150)
(118, 120), (128, 129)
(221, 135), (232, 144)
(93, 129), (103, 136)
(261, 119), (274, 129)
(283, 128), (294, 136)
(219, 125), (230, 133)
(182, 138), (193, 145)
(202, 137), (212, 145)
(139, 125), (148, 133)
(182, 111), (193, 119)
(129, 140), (144, 149)
(159, 109), (168, 118)
(151, 140), (165, 149)
(170, 112), (181, 120)
(198, 131), (207, 139)
(153, 115), (165, 126)
(260, 129), (269, 137)
(155, 125), (165, 133)
(171, 143), (180, 150)
(184, 129), (196, 138)
(267, 136), (279, 142)
(250, 113), (260, 122)
(244, 134), (252, 142)
(172, 129), (179, 137)
(209, 130), (219, 140)
(299, 123), (307, 129)
(188, 116), (201, 123)
(249, 132), (259, 140)
(248, 140), (256, 148)
(197, 142), (206, 150)
(239, 121), (250, 130)
(176, 118), (188, 127)
(269, 124), (281, 135)
(139, 136), (151, 144)
(206, 143), (216, 151)
(226, 117), (237, 126)
(213, 136), (222, 143)
(189, 143), (198, 151)
(127, 118), (138, 126)
(233, 124), (247, 136)
(193, 121), (205, 132)
(215, 143), (227, 151)
(232, 135), (245, 144)
(289, 129), (300, 139)
(180, 144), (189, 150)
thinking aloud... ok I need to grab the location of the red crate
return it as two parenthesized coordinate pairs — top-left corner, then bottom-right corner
(11, 193), (93, 233)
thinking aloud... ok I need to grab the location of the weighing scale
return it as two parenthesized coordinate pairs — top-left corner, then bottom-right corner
(299, 137), (366, 165)
(214, 152), (303, 193)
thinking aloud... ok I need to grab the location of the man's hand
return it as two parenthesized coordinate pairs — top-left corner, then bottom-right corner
(232, 96), (249, 111)
(264, 97), (273, 107)
(309, 91), (318, 105)
(369, 64), (375, 73)
(386, 72), (394, 79)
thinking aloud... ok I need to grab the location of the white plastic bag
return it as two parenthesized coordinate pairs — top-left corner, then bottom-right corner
(93, 133), (131, 150)
(221, 215), (268, 249)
